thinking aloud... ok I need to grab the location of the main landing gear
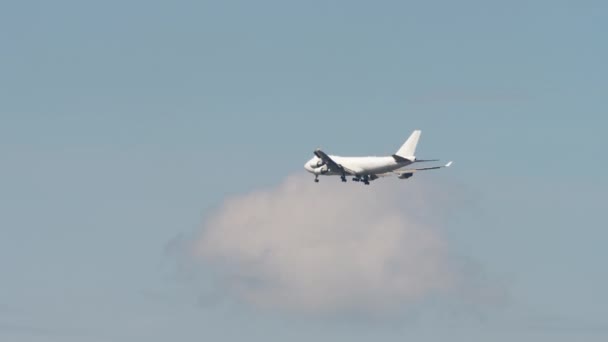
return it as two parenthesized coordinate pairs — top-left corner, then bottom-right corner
(313, 175), (368, 185)
(351, 176), (369, 185)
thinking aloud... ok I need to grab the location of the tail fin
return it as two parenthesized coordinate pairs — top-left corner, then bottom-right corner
(395, 130), (421, 159)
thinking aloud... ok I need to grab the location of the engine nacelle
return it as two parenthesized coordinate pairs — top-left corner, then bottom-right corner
(309, 159), (325, 168)
(314, 165), (329, 174)
(398, 172), (413, 179)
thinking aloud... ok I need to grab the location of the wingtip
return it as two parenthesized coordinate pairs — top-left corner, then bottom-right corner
(445, 161), (453, 167)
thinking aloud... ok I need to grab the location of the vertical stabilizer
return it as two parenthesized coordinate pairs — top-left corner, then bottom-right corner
(395, 130), (421, 159)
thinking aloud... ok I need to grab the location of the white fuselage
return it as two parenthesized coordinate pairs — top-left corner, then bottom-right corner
(304, 155), (413, 176)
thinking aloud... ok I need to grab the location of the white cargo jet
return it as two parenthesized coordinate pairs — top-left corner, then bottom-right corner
(304, 130), (452, 185)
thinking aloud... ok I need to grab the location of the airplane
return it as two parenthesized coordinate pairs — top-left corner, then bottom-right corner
(304, 130), (452, 185)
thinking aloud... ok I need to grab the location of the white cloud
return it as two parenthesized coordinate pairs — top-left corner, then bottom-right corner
(191, 173), (460, 313)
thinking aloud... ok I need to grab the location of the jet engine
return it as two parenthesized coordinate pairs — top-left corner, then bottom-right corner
(314, 165), (329, 174)
(398, 172), (413, 179)
(309, 159), (325, 168)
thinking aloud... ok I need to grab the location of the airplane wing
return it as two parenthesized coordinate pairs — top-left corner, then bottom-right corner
(373, 161), (453, 179)
(397, 161), (453, 173)
(413, 159), (440, 163)
(313, 149), (358, 175)
(393, 161), (452, 178)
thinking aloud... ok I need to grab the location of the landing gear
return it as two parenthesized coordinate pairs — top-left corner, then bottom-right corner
(340, 174), (347, 182)
(314, 175), (319, 183)
(351, 176), (369, 184)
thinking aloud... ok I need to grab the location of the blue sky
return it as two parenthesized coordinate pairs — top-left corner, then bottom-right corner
(1, 0), (607, 341)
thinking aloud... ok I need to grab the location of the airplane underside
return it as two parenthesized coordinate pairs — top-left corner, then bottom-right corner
(314, 175), (371, 185)
(312, 169), (381, 185)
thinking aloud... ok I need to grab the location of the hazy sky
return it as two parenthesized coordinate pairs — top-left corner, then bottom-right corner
(1, 1), (607, 341)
